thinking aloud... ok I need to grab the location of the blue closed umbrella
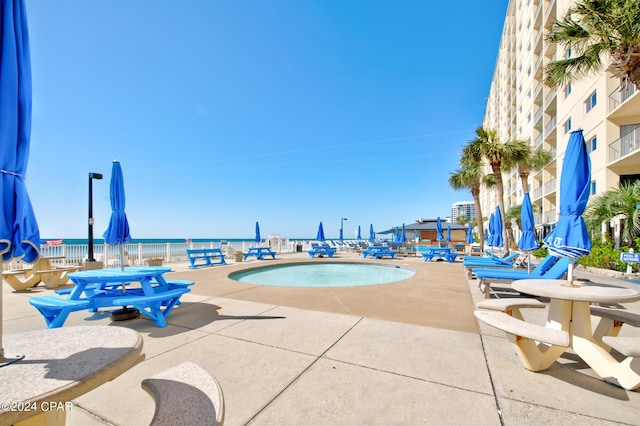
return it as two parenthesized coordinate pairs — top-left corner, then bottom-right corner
(317, 222), (325, 242)
(339, 228), (343, 241)
(518, 193), (539, 272)
(254, 221), (261, 245)
(357, 225), (361, 240)
(493, 206), (504, 248)
(466, 222), (474, 244)
(104, 161), (131, 269)
(446, 224), (451, 243)
(544, 129), (592, 284)
(1, 0), (39, 364)
(487, 213), (495, 247)
(369, 224), (375, 243)
(399, 223), (406, 244)
(103, 160), (136, 318)
(436, 217), (444, 241)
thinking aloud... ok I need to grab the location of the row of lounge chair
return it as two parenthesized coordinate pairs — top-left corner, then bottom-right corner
(465, 252), (574, 298)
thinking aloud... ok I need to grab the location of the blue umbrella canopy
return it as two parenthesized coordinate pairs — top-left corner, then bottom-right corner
(446, 224), (451, 242)
(103, 161), (131, 247)
(493, 206), (504, 248)
(254, 221), (261, 244)
(466, 222), (474, 244)
(399, 223), (406, 244)
(1, 0), (39, 364)
(436, 217), (444, 241)
(544, 129), (592, 283)
(518, 193), (539, 252)
(0, 0), (39, 264)
(316, 222), (325, 242)
(369, 224), (375, 242)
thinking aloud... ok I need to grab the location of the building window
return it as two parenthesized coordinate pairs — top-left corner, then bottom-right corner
(590, 181), (596, 195)
(563, 118), (572, 134)
(564, 84), (571, 98)
(585, 91), (597, 113)
(588, 136), (597, 152)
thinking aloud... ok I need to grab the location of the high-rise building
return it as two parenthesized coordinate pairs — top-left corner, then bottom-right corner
(483, 0), (639, 240)
(451, 201), (476, 223)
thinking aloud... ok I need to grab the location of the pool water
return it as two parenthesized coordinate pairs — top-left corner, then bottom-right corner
(229, 262), (416, 287)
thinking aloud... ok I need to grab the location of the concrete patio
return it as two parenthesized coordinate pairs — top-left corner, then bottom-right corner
(2, 251), (639, 425)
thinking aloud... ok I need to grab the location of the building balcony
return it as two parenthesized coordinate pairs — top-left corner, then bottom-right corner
(544, 115), (557, 135)
(544, 177), (557, 195)
(533, 186), (542, 200)
(544, 209), (557, 224)
(608, 128), (640, 174)
(608, 83), (640, 124)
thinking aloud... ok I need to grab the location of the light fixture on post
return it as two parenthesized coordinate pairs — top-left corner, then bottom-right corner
(87, 172), (103, 267)
(340, 217), (347, 241)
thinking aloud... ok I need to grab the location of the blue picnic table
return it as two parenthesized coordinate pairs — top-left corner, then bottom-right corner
(362, 245), (396, 259)
(307, 245), (336, 258)
(421, 247), (458, 263)
(29, 267), (190, 328)
(244, 247), (277, 260)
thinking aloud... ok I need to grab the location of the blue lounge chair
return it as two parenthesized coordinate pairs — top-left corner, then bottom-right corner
(475, 256), (572, 298)
(462, 251), (518, 263)
(463, 252), (520, 267)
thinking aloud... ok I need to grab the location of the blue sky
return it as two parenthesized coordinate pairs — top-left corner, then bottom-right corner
(25, 1), (507, 240)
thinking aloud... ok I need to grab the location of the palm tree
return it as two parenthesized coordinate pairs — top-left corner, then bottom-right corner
(509, 147), (553, 194)
(544, 0), (640, 88)
(455, 214), (467, 226)
(449, 164), (487, 249)
(584, 181), (640, 244)
(465, 127), (530, 251)
(505, 204), (523, 249)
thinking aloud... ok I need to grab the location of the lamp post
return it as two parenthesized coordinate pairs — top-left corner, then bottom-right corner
(88, 172), (103, 262)
(340, 217), (347, 241)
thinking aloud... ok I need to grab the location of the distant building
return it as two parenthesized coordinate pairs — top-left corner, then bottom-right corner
(451, 201), (476, 223)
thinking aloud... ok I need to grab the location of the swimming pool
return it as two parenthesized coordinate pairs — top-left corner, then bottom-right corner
(229, 262), (416, 287)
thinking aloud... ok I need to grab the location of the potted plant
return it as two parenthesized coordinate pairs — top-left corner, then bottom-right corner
(146, 257), (163, 266)
(234, 251), (244, 262)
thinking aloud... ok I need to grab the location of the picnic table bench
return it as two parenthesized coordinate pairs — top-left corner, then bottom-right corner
(362, 246), (396, 259)
(29, 267), (190, 329)
(421, 247), (458, 263)
(186, 248), (226, 268)
(2, 256), (79, 291)
(243, 247), (277, 260)
(307, 246), (336, 258)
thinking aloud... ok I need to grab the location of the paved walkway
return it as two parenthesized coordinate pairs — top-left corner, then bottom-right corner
(3, 251), (640, 425)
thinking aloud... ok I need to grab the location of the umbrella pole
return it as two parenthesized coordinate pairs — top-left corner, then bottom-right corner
(119, 245), (125, 294)
(567, 261), (574, 286)
(527, 251), (531, 273)
(1, 260), (24, 367)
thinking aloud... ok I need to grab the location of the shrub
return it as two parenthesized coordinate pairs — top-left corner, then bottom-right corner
(577, 240), (640, 272)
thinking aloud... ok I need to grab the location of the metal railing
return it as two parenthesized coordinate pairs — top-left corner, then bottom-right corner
(544, 115), (557, 135)
(608, 83), (637, 112)
(544, 209), (557, 224)
(2, 239), (359, 270)
(544, 177), (557, 195)
(608, 127), (640, 162)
